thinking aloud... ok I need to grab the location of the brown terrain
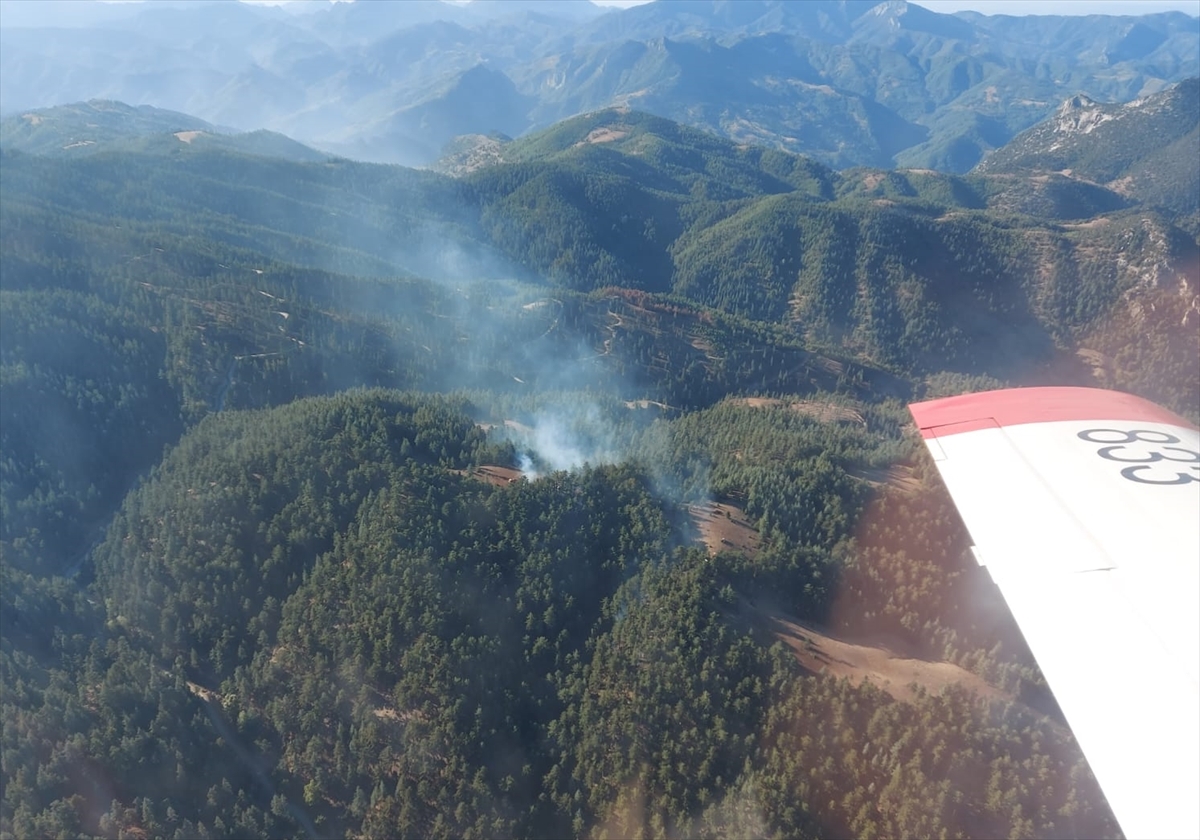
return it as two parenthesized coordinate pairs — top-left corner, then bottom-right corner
(689, 501), (760, 556)
(451, 464), (524, 487)
(728, 396), (866, 425)
(848, 464), (921, 494)
(770, 614), (1011, 704)
(577, 127), (629, 146)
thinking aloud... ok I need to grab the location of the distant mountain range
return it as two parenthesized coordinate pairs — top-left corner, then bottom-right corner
(1, 0), (1196, 171)
(975, 77), (1199, 225)
(0, 99), (330, 162)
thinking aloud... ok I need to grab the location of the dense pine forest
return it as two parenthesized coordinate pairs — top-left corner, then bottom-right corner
(2, 96), (1196, 839)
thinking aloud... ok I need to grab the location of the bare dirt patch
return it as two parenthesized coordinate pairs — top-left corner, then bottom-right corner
(186, 681), (220, 704)
(434, 134), (505, 176)
(689, 334), (719, 359)
(849, 464), (921, 494)
(21, 114), (43, 125)
(373, 706), (424, 723)
(789, 400), (865, 425)
(577, 127), (629, 146)
(451, 464), (524, 487)
(728, 397), (865, 426)
(1106, 175), (1135, 196)
(1075, 347), (1111, 383)
(624, 399), (673, 411)
(771, 615), (1010, 704)
(689, 501), (760, 556)
(732, 396), (783, 409)
(174, 130), (205, 144)
(1063, 217), (1114, 229)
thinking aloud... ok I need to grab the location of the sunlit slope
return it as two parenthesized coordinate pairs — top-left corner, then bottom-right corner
(5, 103), (1196, 415)
(464, 111), (1198, 411)
(0, 100), (216, 155)
(491, 107), (837, 199)
(672, 195), (1196, 387)
(976, 78), (1200, 223)
(0, 100), (330, 163)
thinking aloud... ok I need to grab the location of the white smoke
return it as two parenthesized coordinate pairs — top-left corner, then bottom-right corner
(509, 403), (625, 479)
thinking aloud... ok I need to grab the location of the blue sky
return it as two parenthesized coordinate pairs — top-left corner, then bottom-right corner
(906, 0), (1197, 13)
(592, 0), (1200, 13)
(85, 0), (1200, 15)
(226, 0), (1200, 13)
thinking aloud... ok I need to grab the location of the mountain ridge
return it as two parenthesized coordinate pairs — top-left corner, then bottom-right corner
(2, 0), (1196, 171)
(0, 99), (330, 162)
(974, 77), (1200, 226)
(6, 96), (1191, 410)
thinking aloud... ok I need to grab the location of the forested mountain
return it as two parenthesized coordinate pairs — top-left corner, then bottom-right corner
(2, 91), (1195, 838)
(975, 77), (1200, 230)
(1, 0), (1196, 170)
(0, 100), (328, 162)
(0, 100), (217, 155)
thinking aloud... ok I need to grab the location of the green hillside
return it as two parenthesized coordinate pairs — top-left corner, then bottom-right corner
(975, 78), (1200, 225)
(0, 101), (329, 163)
(4, 102), (1194, 839)
(0, 100), (217, 155)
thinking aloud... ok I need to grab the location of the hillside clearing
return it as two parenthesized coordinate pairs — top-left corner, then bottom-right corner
(689, 501), (760, 556)
(770, 614), (1011, 704)
(728, 396), (866, 425)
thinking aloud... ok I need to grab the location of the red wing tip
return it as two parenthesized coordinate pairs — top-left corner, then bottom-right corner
(909, 386), (1196, 435)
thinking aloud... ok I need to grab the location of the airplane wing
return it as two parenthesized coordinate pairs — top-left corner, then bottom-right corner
(908, 386), (1200, 840)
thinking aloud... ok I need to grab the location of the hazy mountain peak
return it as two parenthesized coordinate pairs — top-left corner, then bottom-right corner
(1, 0), (1196, 171)
(852, 0), (974, 39)
(1061, 93), (1101, 111)
(1049, 78), (1197, 140)
(974, 77), (1198, 220)
(1053, 93), (1113, 134)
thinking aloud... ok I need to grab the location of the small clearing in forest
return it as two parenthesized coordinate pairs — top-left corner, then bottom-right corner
(578, 127), (628, 145)
(689, 501), (760, 556)
(451, 464), (524, 487)
(849, 464), (921, 494)
(729, 397), (866, 426)
(770, 614), (1011, 704)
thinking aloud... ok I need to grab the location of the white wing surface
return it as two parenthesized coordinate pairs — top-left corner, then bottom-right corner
(908, 387), (1200, 840)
